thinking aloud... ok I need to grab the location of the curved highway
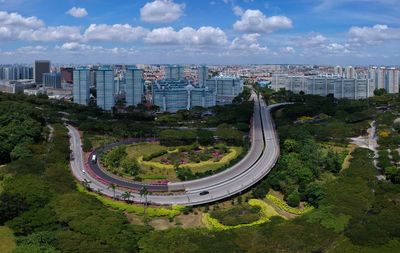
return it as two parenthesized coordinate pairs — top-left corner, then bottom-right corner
(67, 93), (287, 206)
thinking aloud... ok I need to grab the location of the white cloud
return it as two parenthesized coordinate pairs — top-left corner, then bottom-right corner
(58, 42), (137, 55)
(299, 33), (327, 46)
(60, 42), (91, 51)
(348, 24), (400, 44)
(16, 45), (47, 54)
(233, 9), (292, 33)
(233, 6), (244, 16)
(140, 0), (185, 23)
(144, 26), (228, 46)
(66, 7), (88, 18)
(280, 46), (295, 54)
(230, 33), (268, 53)
(83, 24), (148, 42)
(0, 11), (43, 29)
(18, 26), (82, 42)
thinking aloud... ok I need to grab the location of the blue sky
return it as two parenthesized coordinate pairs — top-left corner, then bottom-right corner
(0, 0), (399, 65)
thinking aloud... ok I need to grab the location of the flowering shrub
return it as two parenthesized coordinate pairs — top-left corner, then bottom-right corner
(266, 194), (313, 215)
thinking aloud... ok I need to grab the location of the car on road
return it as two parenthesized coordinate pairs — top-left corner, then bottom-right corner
(82, 169), (86, 174)
(91, 154), (97, 163)
(199, 191), (209, 196)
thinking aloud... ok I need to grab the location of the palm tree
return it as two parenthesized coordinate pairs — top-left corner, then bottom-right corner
(108, 183), (117, 199)
(82, 179), (91, 191)
(122, 191), (134, 204)
(140, 186), (149, 224)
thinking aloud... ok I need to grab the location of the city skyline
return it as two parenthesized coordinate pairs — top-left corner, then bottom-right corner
(0, 0), (399, 65)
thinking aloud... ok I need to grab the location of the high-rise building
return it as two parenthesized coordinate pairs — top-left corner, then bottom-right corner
(270, 75), (375, 99)
(334, 66), (343, 77)
(152, 80), (215, 112)
(369, 66), (399, 93)
(205, 76), (244, 104)
(34, 60), (50, 84)
(43, 72), (61, 89)
(60, 67), (74, 84)
(96, 67), (115, 110)
(165, 65), (184, 80)
(198, 66), (208, 87)
(345, 66), (355, 79)
(73, 67), (91, 106)
(386, 67), (400, 94)
(125, 67), (144, 107)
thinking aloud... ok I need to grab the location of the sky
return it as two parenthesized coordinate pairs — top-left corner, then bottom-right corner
(0, 0), (399, 65)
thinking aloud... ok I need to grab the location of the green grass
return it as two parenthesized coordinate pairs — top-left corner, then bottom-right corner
(210, 204), (261, 226)
(105, 143), (243, 182)
(88, 134), (119, 149)
(76, 184), (183, 218)
(0, 226), (16, 253)
(203, 199), (284, 230)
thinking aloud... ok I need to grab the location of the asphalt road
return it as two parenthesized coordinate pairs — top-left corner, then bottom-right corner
(67, 93), (286, 206)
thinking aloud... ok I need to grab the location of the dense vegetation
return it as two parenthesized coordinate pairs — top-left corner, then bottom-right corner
(210, 204), (261, 226)
(1, 90), (400, 252)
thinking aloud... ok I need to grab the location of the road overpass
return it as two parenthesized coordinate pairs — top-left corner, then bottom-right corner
(67, 93), (286, 206)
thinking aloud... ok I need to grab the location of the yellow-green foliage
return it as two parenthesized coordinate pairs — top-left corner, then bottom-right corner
(378, 129), (391, 138)
(76, 184), (181, 218)
(0, 226), (16, 253)
(203, 199), (283, 230)
(138, 147), (241, 171)
(267, 194), (313, 215)
(297, 116), (314, 123)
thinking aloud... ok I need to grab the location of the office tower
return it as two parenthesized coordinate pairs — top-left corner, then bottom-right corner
(198, 66), (208, 87)
(34, 60), (50, 84)
(43, 72), (61, 89)
(73, 67), (91, 106)
(60, 67), (74, 84)
(165, 65), (184, 80)
(125, 67), (144, 107)
(96, 67), (115, 110)
(334, 66), (343, 77)
(345, 66), (355, 79)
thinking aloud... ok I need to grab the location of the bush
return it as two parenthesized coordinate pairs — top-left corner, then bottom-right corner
(286, 191), (301, 207)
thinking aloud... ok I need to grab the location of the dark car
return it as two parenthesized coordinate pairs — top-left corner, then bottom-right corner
(199, 191), (209, 196)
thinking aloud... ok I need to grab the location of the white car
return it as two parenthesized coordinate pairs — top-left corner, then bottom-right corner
(82, 169), (86, 174)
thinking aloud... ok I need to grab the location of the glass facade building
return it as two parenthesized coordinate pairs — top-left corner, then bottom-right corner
(43, 72), (61, 89)
(96, 67), (115, 111)
(125, 68), (144, 107)
(73, 67), (91, 106)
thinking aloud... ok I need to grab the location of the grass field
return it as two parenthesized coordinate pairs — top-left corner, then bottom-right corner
(0, 226), (16, 253)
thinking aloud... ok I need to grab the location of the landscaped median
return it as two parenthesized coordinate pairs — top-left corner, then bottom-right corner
(202, 199), (285, 230)
(266, 194), (314, 215)
(77, 184), (184, 219)
(138, 147), (241, 171)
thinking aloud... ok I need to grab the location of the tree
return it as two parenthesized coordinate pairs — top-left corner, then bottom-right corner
(0, 192), (28, 224)
(140, 186), (149, 224)
(286, 190), (301, 207)
(385, 166), (400, 184)
(374, 88), (387, 96)
(82, 179), (92, 191)
(108, 183), (117, 199)
(122, 191), (134, 204)
(81, 135), (93, 152)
